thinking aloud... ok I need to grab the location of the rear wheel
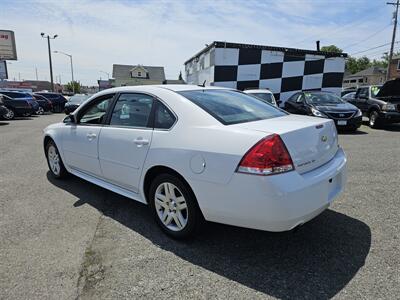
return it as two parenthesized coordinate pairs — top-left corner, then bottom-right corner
(369, 110), (381, 128)
(45, 140), (68, 179)
(3, 108), (15, 120)
(149, 174), (202, 239)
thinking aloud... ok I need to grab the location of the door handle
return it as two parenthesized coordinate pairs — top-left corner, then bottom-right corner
(134, 137), (149, 146)
(86, 133), (97, 141)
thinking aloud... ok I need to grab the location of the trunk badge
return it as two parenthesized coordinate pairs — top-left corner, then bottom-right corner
(321, 135), (328, 142)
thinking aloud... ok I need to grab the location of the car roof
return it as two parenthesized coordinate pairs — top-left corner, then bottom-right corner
(243, 89), (273, 94)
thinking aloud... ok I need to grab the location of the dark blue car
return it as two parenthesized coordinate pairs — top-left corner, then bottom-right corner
(35, 92), (68, 113)
(0, 90), (40, 115)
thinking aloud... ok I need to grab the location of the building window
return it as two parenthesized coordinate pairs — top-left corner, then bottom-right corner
(397, 60), (400, 70)
(358, 79), (363, 83)
(138, 71), (141, 77)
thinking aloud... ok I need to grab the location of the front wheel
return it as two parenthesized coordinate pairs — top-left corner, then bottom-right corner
(149, 174), (203, 239)
(36, 107), (44, 115)
(369, 110), (381, 128)
(45, 140), (68, 179)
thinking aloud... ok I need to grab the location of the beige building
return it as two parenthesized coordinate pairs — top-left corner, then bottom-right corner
(343, 66), (386, 88)
(112, 64), (166, 87)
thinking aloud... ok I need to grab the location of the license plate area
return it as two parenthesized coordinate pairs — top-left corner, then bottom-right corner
(337, 120), (347, 125)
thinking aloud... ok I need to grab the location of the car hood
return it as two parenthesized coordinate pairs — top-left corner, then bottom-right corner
(376, 79), (400, 100)
(313, 102), (358, 112)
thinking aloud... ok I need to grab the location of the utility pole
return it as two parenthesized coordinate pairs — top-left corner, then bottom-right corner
(35, 67), (38, 80)
(387, 0), (400, 80)
(41, 33), (58, 91)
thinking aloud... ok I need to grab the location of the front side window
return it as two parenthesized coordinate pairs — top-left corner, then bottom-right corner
(154, 101), (176, 129)
(248, 92), (275, 105)
(79, 94), (114, 125)
(110, 93), (153, 128)
(178, 89), (286, 125)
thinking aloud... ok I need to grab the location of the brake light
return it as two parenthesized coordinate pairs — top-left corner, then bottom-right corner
(237, 134), (294, 175)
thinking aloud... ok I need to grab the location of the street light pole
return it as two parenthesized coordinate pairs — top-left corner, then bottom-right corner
(41, 33), (58, 92)
(100, 70), (110, 79)
(54, 51), (75, 94)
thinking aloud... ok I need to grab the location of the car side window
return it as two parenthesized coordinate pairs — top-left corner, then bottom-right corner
(296, 94), (304, 103)
(110, 93), (154, 128)
(79, 94), (114, 125)
(358, 88), (368, 98)
(287, 93), (299, 103)
(154, 101), (176, 129)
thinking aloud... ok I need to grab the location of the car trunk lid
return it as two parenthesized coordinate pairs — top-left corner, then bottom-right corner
(232, 114), (339, 174)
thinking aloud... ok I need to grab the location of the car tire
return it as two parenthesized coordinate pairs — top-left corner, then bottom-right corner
(148, 173), (203, 239)
(45, 140), (68, 179)
(36, 107), (44, 115)
(369, 110), (381, 128)
(3, 108), (15, 120)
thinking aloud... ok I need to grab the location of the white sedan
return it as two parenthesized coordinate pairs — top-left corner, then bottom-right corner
(43, 85), (347, 238)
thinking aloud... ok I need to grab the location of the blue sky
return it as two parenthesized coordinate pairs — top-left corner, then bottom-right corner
(0, 0), (395, 85)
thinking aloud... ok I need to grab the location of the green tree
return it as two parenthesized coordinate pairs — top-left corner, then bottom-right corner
(65, 81), (81, 94)
(320, 45), (343, 53)
(178, 71), (183, 81)
(346, 56), (371, 74)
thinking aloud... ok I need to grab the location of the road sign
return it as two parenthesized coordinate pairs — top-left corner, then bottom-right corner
(0, 60), (7, 79)
(0, 30), (17, 60)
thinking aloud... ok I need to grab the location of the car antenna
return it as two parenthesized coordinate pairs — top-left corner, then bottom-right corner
(198, 80), (206, 88)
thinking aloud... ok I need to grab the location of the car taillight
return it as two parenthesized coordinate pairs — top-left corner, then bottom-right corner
(236, 134), (294, 176)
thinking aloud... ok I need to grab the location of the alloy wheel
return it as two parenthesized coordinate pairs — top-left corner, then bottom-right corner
(154, 182), (188, 231)
(36, 107), (44, 115)
(47, 145), (61, 176)
(3, 108), (14, 120)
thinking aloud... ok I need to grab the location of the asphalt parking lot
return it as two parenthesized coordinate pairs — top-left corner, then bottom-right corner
(0, 114), (399, 299)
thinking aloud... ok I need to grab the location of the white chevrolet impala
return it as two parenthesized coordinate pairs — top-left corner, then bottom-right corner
(43, 85), (347, 238)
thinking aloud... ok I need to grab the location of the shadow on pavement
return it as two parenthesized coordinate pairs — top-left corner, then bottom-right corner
(338, 129), (368, 135)
(0, 121), (9, 126)
(47, 172), (371, 299)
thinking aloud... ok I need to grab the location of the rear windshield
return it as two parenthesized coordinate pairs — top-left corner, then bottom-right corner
(178, 89), (286, 125)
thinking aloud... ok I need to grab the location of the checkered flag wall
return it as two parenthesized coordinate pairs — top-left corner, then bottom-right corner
(212, 47), (345, 102)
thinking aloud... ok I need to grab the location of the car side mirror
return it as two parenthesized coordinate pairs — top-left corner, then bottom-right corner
(63, 114), (76, 124)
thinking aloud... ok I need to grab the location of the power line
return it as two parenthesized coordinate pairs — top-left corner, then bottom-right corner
(293, 4), (386, 45)
(350, 42), (396, 55)
(342, 24), (392, 50)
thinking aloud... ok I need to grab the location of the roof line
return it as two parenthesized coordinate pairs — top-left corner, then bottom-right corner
(184, 41), (348, 65)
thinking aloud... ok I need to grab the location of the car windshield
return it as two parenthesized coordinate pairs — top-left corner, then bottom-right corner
(248, 92), (275, 105)
(371, 85), (381, 97)
(68, 95), (90, 104)
(178, 89), (286, 125)
(304, 92), (344, 105)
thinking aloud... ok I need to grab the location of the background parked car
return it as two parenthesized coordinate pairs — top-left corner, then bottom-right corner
(64, 94), (91, 114)
(32, 94), (53, 114)
(342, 92), (356, 102)
(243, 89), (280, 107)
(284, 91), (362, 131)
(0, 93), (35, 120)
(0, 91), (39, 116)
(347, 81), (400, 128)
(0, 95), (8, 118)
(35, 92), (68, 113)
(341, 88), (357, 97)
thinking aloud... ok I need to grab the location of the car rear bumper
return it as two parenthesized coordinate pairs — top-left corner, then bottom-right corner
(13, 106), (35, 116)
(191, 148), (347, 232)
